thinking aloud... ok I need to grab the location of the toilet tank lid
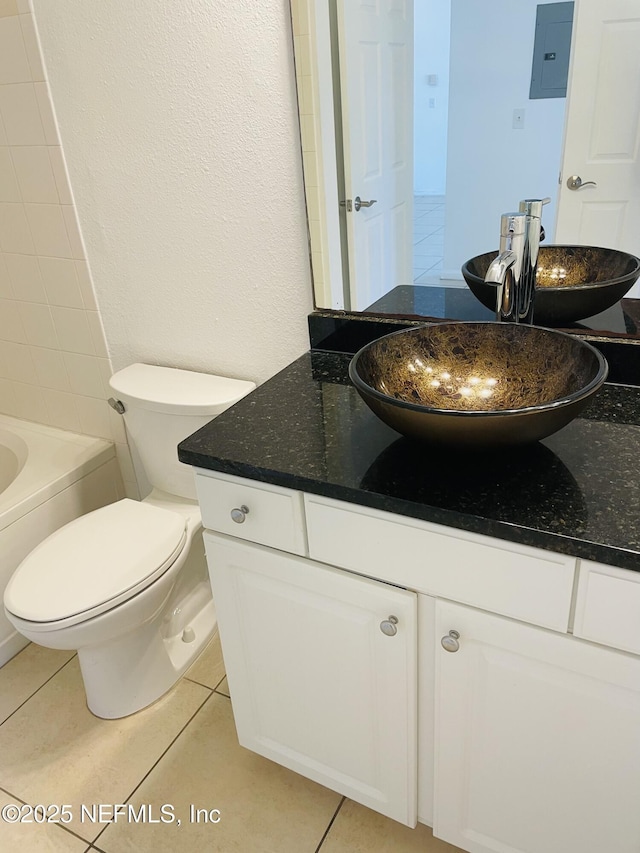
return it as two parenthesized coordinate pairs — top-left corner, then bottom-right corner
(109, 363), (256, 415)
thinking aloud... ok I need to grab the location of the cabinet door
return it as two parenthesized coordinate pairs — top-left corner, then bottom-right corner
(434, 600), (640, 853)
(204, 532), (418, 827)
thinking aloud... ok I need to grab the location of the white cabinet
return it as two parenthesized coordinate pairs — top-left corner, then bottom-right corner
(304, 493), (576, 631)
(574, 559), (640, 655)
(204, 532), (418, 827)
(433, 599), (640, 853)
(195, 469), (640, 852)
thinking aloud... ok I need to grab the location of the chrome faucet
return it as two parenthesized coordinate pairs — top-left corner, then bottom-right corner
(484, 197), (550, 323)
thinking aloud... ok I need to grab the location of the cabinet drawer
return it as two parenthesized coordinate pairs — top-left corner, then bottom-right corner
(574, 560), (640, 655)
(195, 470), (307, 555)
(305, 495), (576, 631)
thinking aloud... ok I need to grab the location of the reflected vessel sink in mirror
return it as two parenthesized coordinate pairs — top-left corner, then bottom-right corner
(462, 246), (640, 325)
(349, 322), (608, 447)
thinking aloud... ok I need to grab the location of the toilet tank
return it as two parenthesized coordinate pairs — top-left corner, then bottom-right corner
(109, 364), (255, 500)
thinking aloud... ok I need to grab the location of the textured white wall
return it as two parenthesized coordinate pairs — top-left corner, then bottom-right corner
(31, 0), (313, 385)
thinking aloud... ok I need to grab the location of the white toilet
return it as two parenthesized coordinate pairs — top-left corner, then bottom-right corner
(3, 363), (255, 719)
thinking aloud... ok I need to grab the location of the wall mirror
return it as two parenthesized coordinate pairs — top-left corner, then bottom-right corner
(290, 0), (640, 339)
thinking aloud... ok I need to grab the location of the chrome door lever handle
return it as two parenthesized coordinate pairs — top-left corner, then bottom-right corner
(354, 196), (377, 211)
(566, 175), (597, 190)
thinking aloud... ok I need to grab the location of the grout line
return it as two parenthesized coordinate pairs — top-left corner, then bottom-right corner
(212, 672), (229, 694)
(183, 672), (226, 693)
(0, 652), (77, 728)
(0, 786), (27, 803)
(0, 785), (92, 846)
(90, 689), (214, 847)
(314, 796), (346, 852)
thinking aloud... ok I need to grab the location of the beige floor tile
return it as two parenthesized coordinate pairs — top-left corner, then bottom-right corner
(0, 644), (75, 724)
(0, 659), (210, 843)
(184, 631), (225, 689)
(98, 693), (341, 853)
(0, 789), (88, 853)
(215, 676), (229, 697)
(320, 800), (463, 853)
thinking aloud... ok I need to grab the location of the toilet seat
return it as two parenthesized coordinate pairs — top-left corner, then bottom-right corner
(4, 499), (187, 629)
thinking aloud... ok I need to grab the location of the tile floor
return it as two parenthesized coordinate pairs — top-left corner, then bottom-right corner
(0, 637), (464, 853)
(413, 194), (445, 286)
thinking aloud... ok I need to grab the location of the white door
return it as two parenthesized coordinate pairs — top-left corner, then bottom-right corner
(337, 0), (414, 311)
(556, 0), (640, 296)
(204, 532), (418, 827)
(434, 600), (640, 853)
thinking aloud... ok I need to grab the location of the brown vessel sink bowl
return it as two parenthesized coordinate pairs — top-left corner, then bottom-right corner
(461, 245), (640, 325)
(349, 322), (608, 447)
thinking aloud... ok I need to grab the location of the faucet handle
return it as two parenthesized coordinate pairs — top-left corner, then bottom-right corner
(519, 197), (551, 218)
(499, 212), (527, 238)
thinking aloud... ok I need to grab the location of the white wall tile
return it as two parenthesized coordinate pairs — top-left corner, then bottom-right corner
(86, 309), (108, 357)
(0, 17), (129, 462)
(38, 255), (83, 307)
(0, 254), (12, 297)
(61, 204), (84, 258)
(0, 202), (34, 253)
(0, 146), (20, 201)
(19, 13), (45, 82)
(24, 202), (72, 257)
(0, 82), (45, 145)
(50, 305), (94, 354)
(17, 300), (57, 347)
(97, 356), (112, 398)
(74, 259), (97, 309)
(0, 340), (36, 383)
(11, 146), (58, 203)
(12, 379), (47, 421)
(40, 388), (81, 432)
(108, 406), (126, 443)
(0, 16), (31, 84)
(0, 1), (19, 17)
(122, 479), (140, 500)
(33, 81), (58, 145)
(30, 345), (69, 390)
(4, 252), (46, 301)
(0, 297), (25, 342)
(63, 351), (104, 397)
(0, 376), (16, 415)
(75, 394), (111, 439)
(47, 145), (72, 204)
(115, 442), (136, 483)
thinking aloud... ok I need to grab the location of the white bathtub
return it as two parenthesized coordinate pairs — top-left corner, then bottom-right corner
(0, 414), (123, 666)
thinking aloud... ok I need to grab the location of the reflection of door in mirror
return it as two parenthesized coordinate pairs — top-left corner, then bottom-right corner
(338, 0), (414, 312)
(556, 0), (640, 302)
(292, 0), (640, 311)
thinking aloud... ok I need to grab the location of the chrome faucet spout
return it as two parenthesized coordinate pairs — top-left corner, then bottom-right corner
(485, 199), (550, 323)
(484, 249), (518, 322)
(484, 213), (527, 323)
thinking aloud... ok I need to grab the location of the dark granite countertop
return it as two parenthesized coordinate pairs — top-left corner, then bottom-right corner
(179, 349), (640, 574)
(365, 284), (640, 337)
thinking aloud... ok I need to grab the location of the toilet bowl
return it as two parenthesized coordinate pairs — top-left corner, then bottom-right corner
(3, 364), (255, 719)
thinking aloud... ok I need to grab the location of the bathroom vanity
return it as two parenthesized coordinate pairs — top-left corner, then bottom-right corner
(178, 325), (640, 853)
